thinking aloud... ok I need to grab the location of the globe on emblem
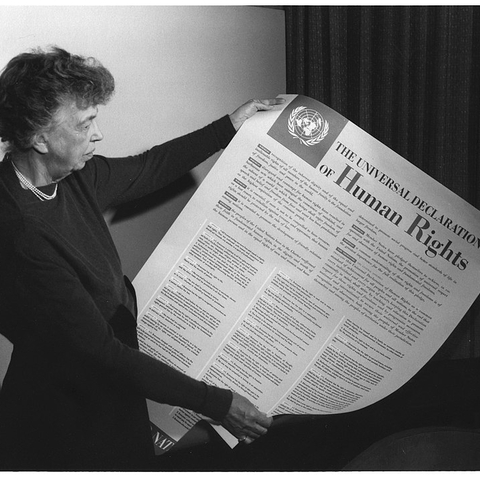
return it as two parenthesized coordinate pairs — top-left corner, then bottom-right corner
(294, 109), (324, 140)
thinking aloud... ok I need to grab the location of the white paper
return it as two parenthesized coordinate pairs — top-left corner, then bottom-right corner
(134, 95), (480, 450)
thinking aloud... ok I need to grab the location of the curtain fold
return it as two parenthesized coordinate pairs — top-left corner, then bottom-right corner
(285, 6), (480, 358)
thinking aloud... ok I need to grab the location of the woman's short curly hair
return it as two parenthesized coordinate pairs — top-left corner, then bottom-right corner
(0, 46), (115, 152)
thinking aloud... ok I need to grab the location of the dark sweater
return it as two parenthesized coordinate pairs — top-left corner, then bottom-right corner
(0, 116), (235, 471)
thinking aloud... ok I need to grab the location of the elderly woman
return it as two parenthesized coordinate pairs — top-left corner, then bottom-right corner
(0, 47), (280, 471)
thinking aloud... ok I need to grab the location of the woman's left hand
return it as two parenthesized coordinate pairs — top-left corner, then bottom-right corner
(229, 98), (286, 131)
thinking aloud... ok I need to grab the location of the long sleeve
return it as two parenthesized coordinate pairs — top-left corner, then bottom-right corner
(11, 220), (232, 421)
(90, 115), (236, 210)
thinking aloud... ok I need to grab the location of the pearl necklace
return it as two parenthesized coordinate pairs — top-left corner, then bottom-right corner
(11, 160), (58, 202)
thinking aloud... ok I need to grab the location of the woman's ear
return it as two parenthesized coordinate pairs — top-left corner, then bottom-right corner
(32, 132), (49, 154)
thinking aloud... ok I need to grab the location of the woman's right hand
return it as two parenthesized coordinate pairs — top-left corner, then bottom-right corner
(221, 391), (273, 445)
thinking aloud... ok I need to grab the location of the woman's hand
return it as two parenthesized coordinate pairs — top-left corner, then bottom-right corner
(229, 98), (286, 131)
(221, 391), (273, 445)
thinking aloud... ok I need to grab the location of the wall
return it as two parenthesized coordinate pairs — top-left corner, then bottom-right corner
(0, 5), (286, 384)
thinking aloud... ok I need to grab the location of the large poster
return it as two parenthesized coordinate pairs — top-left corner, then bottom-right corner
(133, 95), (480, 452)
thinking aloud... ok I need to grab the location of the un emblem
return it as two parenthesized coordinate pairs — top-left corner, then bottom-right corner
(288, 106), (329, 146)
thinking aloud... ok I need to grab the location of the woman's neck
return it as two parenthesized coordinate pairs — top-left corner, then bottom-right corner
(9, 151), (53, 187)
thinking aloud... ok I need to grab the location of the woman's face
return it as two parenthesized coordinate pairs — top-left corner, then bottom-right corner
(41, 101), (103, 182)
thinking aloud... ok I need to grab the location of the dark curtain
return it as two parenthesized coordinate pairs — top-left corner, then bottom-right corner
(285, 5), (480, 359)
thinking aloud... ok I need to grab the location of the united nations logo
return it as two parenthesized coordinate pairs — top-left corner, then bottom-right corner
(288, 106), (329, 146)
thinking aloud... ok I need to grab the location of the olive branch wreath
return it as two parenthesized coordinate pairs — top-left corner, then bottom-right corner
(287, 106), (330, 146)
